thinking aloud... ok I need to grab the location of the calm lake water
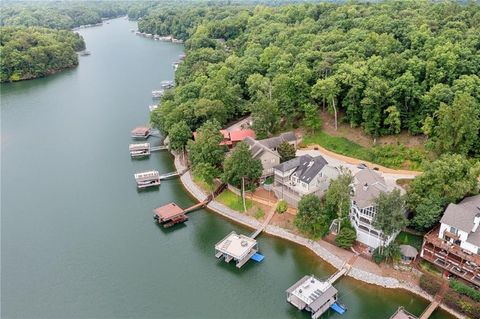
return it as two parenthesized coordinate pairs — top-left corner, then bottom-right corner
(1, 18), (453, 319)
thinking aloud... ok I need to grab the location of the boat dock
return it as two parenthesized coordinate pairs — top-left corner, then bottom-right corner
(158, 167), (188, 180)
(215, 231), (259, 268)
(131, 127), (151, 139)
(286, 274), (346, 319)
(129, 143), (150, 157)
(153, 183), (226, 228)
(134, 170), (160, 188)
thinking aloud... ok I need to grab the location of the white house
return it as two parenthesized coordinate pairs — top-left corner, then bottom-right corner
(438, 195), (480, 255)
(273, 154), (340, 207)
(349, 168), (401, 249)
(420, 195), (480, 286)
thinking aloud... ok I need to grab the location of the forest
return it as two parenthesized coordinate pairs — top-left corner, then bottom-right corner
(146, 1), (480, 159)
(146, 1), (480, 232)
(0, 27), (85, 82)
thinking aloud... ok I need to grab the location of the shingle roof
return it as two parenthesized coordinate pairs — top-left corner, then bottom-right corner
(352, 168), (391, 209)
(274, 155), (328, 184)
(257, 131), (297, 149)
(440, 194), (480, 246)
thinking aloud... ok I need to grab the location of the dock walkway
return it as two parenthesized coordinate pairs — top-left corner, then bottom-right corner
(159, 168), (188, 180)
(250, 205), (276, 239)
(151, 145), (168, 152)
(419, 282), (447, 319)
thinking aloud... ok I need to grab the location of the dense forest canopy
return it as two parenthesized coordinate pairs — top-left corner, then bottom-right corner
(0, 1), (129, 29)
(148, 0), (480, 158)
(0, 26), (85, 82)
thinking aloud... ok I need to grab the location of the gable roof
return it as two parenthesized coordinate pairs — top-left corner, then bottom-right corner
(274, 154), (328, 184)
(352, 168), (391, 209)
(440, 195), (480, 246)
(244, 136), (279, 159)
(229, 129), (256, 142)
(257, 131), (297, 150)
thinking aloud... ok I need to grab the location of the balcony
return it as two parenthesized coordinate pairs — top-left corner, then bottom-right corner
(443, 230), (460, 241)
(422, 227), (480, 287)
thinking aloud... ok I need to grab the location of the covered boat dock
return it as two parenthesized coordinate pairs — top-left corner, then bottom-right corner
(153, 203), (188, 228)
(129, 143), (150, 157)
(286, 275), (344, 319)
(134, 170), (160, 188)
(131, 127), (151, 139)
(215, 231), (258, 268)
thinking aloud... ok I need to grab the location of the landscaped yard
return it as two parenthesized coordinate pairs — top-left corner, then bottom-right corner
(303, 131), (426, 170)
(216, 189), (253, 212)
(394, 231), (424, 250)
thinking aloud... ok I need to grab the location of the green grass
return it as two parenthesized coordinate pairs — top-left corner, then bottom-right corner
(419, 259), (442, 276)
(303, 131), (425, 170)
(216, 190), (253, 212)
(394, 231), (423, 251)
(192, 173), (215, 193)
(303, 131), (370, 160)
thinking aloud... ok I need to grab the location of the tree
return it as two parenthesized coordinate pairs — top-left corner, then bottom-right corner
(429, 93), (480, 156)
(303, 103), (322, 133)
(324, 171), (353, 233)
(295, 194), (332, 238)
(277, 141), (296, 163)
(373, 189), (408, 252)
(222, 142), (262, 189)
(250, 97), (279, 139)
(311, 77), (340, 130)
(187, 119), (225, 171)
(335, 220), (356, 249)
(408, 154), (480, 230)
(383, 106), (401, 135)
(168, 121), (192, 153)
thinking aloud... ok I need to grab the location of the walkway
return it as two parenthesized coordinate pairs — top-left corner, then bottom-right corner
(419, 282), (448, 319)
(250, 204), (276, 239)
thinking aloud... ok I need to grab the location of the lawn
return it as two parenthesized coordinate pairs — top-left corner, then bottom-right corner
(216, 189), (253, 212)
(303, 131), (425, 170)
(394, 231), (423, 251)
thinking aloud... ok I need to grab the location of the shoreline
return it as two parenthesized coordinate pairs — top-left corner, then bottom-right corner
(170, 151), (463, 319)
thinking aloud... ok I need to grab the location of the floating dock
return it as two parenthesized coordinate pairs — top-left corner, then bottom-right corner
(129, 143), (150, 157)
(131, 127), (151, 139)
(134, 170), (160, 188)
(286, 275), (344, 319)
(152, 89), (164, 98)
(154, 203), (188, 228)
(215, 231), (258, 268)
(160, 80), (174, 89)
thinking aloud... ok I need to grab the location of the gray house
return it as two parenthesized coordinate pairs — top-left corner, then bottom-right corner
(244, 131), (298, 177)
(273, 154), (340, 207)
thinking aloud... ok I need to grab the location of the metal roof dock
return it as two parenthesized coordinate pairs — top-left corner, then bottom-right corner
(215, 231), (258, 268)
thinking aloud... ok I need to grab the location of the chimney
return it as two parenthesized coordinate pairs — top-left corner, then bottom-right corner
(473, 211), (480, 232)
(363, 183), (369, 191)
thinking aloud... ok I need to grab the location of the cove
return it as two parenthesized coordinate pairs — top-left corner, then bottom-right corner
(1, 17), (453, 319)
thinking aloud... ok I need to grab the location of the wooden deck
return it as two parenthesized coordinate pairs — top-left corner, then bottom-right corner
(150, 145), (168, 151)
(419, 282), (447, 319)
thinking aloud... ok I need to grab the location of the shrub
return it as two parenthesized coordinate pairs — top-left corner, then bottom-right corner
(443, 290), (480, 319)
(275, 200), (288, 214)
(450, 279), (480, 302)
(419, 274), (442, 296)
(335, 227), (356, 249)
(255, 208), (265, 219)
(372, 247), (385, 264)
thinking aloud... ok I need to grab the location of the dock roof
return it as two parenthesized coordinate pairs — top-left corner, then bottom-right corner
(134, 170), (159, 182)
(154, 203), (185, 221)
(286, 275), (337, 311)
(129, 143), (150, 150)
(215, 231), (257, 260)
(131, 127), (150, 135)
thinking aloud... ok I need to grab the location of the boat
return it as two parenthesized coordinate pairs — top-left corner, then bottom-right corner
(79, 50), (91, 56)
(149, 105), (158, 112)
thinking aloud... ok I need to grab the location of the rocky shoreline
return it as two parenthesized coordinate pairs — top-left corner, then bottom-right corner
(171, 152), (463, 319)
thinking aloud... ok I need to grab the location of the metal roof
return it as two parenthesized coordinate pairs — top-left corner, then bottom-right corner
(154, 203), (184, 221)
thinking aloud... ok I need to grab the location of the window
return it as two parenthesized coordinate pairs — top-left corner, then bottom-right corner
(450, 227), (458, 235)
